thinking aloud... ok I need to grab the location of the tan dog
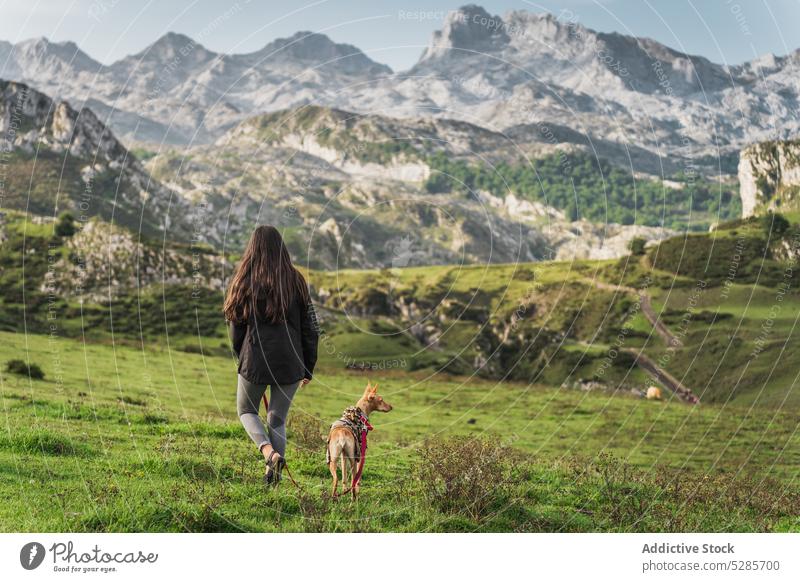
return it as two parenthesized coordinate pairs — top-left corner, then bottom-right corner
(327, 382), (392, 499)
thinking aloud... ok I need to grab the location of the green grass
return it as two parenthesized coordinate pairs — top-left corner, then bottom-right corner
(1, 330), (798, 532)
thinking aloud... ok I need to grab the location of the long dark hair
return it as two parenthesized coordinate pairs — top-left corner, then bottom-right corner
(223, 225), (309, 324)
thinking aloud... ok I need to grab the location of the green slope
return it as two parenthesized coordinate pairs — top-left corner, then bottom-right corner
(3, 209), (800, 408)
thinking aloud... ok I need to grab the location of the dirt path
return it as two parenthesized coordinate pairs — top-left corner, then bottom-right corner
(584, 278), (682, 347)
(580, 276), (699, 403)
(622, 349), (699, 404)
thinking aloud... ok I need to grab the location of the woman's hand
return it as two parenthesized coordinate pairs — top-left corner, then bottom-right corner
(301, 378), (311, 386)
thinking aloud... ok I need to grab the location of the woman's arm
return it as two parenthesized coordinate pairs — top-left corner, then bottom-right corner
(229, 320), (247, 358)
(300, 299), (320, 380)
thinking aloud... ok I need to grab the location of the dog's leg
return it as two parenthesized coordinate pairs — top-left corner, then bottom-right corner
(329, 451), (339, 497)
(329, 440), (341, 497)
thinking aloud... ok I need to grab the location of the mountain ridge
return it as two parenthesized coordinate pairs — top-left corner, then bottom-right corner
(0, 79), (193, 239)
(1, 5), (797, 160)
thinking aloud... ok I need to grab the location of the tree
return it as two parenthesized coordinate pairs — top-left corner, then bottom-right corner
(55, 211), (78, 237)
(762, 212), (790, 239)
(628, 237), (647, 256)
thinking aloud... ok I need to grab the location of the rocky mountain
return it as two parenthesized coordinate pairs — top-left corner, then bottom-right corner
(147, 105), (678, 269)
(738, 140), (800, 216)
(387, 5), (799, 167)
(0, 79), (192, 239)
(0, 31), (392, 144)
(43, 218), (228, 302)
(0, 81), (679, 269)
(1, 5), (798, 179)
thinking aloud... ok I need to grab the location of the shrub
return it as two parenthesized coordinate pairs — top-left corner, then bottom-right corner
(512, 268), (536, 281)
(181, 344), (204, 354)
(762, 212), (790, 238)
(118, 395), (147, 406)
(55, 211), (77, 237)
(415, 436), (513, 520)
(568, 453), (800, 531)
(5, 359), (45, 380)
(141, 413), (169, 425)
(296, 492), (331, 532)
(628, 237), (647, 256)
(288, 411), (324, 451)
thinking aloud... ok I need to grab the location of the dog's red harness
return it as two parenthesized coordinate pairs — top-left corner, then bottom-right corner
(351, 413), (373, 490)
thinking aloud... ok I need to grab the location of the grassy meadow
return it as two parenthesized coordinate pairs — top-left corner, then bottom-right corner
(1, 330), (798, 532)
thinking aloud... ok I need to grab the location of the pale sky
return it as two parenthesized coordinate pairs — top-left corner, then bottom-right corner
(0, 0), (798, 71)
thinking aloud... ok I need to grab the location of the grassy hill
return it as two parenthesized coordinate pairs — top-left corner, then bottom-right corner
(2, 209), (800, 531)
(3, 209), (800, 408)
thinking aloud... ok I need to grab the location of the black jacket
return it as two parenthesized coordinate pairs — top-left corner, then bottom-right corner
(230, 294), (320, 386)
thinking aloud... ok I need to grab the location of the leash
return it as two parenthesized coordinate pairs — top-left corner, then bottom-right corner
(261, 394), (306, 492)
(333, 413), (372, 498)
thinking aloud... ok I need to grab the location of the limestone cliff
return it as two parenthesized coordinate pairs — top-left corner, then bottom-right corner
(739, 140), (800, 217)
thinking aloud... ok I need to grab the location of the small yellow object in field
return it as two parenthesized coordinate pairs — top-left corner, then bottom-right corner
(646, 386), (662, 400)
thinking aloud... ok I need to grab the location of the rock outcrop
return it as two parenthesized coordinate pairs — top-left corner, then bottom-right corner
(738, 140), (800, 216)
(42, 219), (229, 301)
(0, 79), (193, 239)
(148, 105), (678, 268)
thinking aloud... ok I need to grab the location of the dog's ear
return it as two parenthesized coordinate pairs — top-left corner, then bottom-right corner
(363, 382), (378, 400)
(368, 383), (379, 400)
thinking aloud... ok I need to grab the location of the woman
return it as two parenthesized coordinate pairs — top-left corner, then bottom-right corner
(224, 225), (319, 485)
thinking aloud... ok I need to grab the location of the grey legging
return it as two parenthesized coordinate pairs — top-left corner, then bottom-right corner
(236, 374), (300, 457)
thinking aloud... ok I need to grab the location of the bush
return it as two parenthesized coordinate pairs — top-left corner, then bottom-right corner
(181, 344), (204, 354)
(762, 212), (790, 238)
(288, 411), (324, 451)
(5, 359), (45, 380)
(118, 395), (147, 406)
(628, 237), (647, 256)
(55, 211), (77, 237)
(570, 453), (800, 531)
(415, 436), (513, 520)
